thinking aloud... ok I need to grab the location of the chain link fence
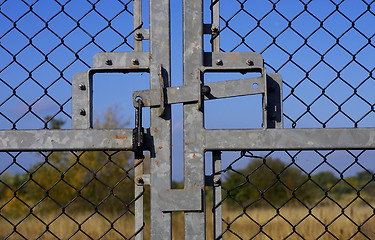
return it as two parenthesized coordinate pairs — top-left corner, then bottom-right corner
(1, 0), (375, 239)
(209, 0), (375, 239)
(0, 1), (146, 239)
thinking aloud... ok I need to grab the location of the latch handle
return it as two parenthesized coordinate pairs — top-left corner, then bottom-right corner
(133, 99), (144, 159)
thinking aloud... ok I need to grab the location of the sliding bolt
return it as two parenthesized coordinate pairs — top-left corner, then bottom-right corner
(79, 109), (86, 116)
(131, 58), (139, 65)
(105, 59), (112, 66)
(215, 59), (223, 66)
(78, 83), (86, 91)
(246, 59), (254, 66)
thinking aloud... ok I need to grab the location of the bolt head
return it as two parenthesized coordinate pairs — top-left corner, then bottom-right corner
(79, 83), (86, 90)
(105, 59), (112, 66)
(131, 58), (139, 65)
(136, 177), (144, 185)
(215, 59), (223, 66)
(135, 31), (143, 40)
(211, 25), (219, 33)
(246, 59), (254, 66)
(213, 177), (221, 186)
(79, 109), (86, 116)
(202, 85), (211, 96)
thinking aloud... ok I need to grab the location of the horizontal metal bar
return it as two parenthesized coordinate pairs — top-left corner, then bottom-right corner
(204, 128), (375, 150)
(0, 129), (137, 151)
(159, 189), (203, 212)
(92, 52), (150, 70)
(205, 77), (264, 99)
(133, 84), (199, 107)
(133, 76), (265, 107)
(203, 52), (263, 70)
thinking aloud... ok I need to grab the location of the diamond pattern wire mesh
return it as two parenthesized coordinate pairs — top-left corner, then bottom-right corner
(214, 151), (375, 239)
(209, 1), (375, 239)
(0, 0), (135, 130)
(214, 0), (375, 128)
(0, 1), (143, 239)
(0, 150), (144, 239)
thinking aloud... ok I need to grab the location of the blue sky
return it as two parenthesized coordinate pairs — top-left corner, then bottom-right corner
(1, 0), (375, 181)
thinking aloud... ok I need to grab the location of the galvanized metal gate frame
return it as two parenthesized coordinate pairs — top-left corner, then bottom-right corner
(1, 0), (375, 239)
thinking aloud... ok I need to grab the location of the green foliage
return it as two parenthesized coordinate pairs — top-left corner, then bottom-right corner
(222, 157), (375, 208)
(223, 158), (310, 208)
(44, 116), (66, 129)
(0, 107), (137, 215)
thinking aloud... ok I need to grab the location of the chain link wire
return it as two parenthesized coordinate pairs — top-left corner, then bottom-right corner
(214, 150), (375, 239)
(0, 150), (145, 239)
(1, 0), (375, 239)
(0, 1), (145, 239)
(0, 0), (134, 130)
(210, 1), (375, 239)
(214, 0), (375, 128)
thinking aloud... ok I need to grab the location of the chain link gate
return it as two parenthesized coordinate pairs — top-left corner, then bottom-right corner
(1, 0), (375, 239)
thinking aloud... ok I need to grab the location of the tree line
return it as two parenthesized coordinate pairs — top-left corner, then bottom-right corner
(0, 109), (374, 216)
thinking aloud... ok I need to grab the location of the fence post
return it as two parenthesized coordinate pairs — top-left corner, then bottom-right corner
(183, 0), (206, 239)
(149, 0), (172, 239)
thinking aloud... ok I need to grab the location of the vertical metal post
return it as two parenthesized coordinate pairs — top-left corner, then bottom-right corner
(212, 151), (222, 239)
(134, 0), (144, 236)
(149, 0), (172, 239)
(134, 0), (143, 52)
(211, 0), (220, 52)
(183, 0), (205, 239)
(134, 158), (144, 240)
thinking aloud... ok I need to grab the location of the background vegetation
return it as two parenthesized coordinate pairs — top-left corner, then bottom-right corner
(0, 109), (374, 239)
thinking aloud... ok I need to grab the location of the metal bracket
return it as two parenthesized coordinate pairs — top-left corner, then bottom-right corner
(132, 52), (283, 129)
(134, 29), (150, 41)
(92, 52), (150, 71)
(159, 189), (203, 212)
(72, 52), (150, 130)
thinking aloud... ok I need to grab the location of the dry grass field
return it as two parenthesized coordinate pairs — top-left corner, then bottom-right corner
(1, 201), (374, 239)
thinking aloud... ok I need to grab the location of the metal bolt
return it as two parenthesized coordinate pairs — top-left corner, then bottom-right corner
(79, 83), (86, 91)
(202, 85), (211, 96)
(105, 59), (112, 65)
(131, 58), (139, 65)
(136, 176), (144, 185)
(79, 109), (86, 116)
(246, 59), (254, 66)
(213, 177), (221, 186)
(215, 59), (223, 66)
(135, 31), (143, 40)
(211, 25), (219, 33)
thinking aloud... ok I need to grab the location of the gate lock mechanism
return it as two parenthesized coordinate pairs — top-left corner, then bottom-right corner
(133, 98), (144, 159)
